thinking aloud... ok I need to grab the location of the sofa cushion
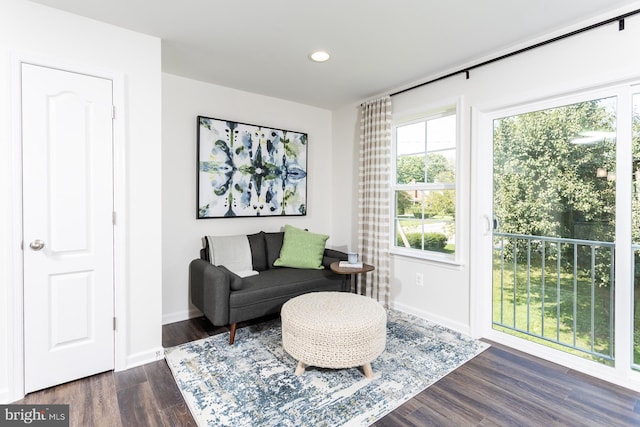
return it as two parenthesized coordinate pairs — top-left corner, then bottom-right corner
(274, 225), (328, 269)
(264, 231), (284, 268)
(247, 231), (267, 271)
(217, 265), (244, 291)
(229, 268), (342, 309)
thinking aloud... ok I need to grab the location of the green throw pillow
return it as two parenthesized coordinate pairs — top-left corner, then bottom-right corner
(273, 225), (329, 269)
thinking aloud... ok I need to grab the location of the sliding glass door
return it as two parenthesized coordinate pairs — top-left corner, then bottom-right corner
(484, 85), (640, 378)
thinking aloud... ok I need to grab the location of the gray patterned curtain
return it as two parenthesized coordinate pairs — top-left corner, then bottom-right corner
(358, 96), (392, 306)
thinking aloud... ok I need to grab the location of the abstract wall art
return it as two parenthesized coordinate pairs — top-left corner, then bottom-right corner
(197, 116), (308, 218)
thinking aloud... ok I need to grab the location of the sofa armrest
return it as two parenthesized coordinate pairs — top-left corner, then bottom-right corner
(189, 259), (231, 326)
(322, 248), (348, 269)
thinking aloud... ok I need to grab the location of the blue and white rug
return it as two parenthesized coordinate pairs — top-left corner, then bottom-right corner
(164, 310), (489, 426)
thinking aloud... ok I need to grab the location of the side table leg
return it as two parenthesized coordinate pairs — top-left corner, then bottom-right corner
(295, 361), (306, 376)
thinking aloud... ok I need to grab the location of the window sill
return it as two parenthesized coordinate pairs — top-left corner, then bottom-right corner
(390, 247), (464, 269)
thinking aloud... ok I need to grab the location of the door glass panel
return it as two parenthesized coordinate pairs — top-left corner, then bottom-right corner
(493, 97), (617, 365)
(633, 93), (640, 368)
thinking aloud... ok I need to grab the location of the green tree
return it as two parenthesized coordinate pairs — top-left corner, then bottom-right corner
(397, 155), (424, 184)
(397, 153), (454, 184)
(395, 191), (413, 215)
(493, 99), (616, 241)
(426, 153), (454, 183)
(424, 190), (455, 217)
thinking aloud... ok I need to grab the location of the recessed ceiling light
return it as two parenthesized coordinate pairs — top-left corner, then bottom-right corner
(309, 50), (331, 63)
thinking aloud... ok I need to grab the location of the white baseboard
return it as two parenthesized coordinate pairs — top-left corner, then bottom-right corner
(121, 346), (165, 371)
(162, 307), (202, 325)
(390, 301), (471, 336)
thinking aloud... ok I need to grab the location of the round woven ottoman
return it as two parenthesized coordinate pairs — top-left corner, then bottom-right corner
(281, 291), (387, 379)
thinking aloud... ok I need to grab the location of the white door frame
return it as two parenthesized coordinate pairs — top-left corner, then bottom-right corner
(8, 54), (128, 402)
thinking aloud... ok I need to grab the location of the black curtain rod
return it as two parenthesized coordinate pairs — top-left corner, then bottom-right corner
(389, 7), (640, 98)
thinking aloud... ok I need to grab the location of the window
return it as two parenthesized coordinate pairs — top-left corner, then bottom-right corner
(391, 109), (457, 261)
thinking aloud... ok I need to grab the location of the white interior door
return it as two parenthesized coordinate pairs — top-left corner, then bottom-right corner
(22, 63), (115, 393)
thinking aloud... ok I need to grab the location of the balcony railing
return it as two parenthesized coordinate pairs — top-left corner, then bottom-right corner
(634, 245), (640, 369)
(493, 232), (615, 363)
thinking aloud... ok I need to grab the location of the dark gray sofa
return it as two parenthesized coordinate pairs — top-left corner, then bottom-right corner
(189, 231), (348, 344)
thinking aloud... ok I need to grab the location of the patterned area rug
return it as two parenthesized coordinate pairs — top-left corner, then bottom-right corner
(164, 310), (489, 426)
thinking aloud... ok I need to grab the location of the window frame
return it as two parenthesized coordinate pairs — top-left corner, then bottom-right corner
(390, 103), (461, 264)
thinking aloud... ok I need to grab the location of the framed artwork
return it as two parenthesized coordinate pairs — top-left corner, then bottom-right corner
(197, 116), (308, 218)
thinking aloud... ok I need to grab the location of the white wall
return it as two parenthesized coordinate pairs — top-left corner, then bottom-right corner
(0, 0), (162, 403)
(331, 103), (360, 251)
(332, 4), (640, 337)
(161, 73), (335, 323)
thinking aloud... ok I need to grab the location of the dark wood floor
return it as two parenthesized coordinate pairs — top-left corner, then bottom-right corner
(16, 315), (640, 426)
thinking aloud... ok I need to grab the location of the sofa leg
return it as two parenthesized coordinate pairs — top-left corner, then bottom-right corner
(229, 323), (237, 345)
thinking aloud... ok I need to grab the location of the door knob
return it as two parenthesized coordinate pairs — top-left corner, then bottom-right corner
(29, 240), (45, 250)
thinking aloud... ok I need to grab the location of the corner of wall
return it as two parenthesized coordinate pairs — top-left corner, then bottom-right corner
(391, 301), (471, 336)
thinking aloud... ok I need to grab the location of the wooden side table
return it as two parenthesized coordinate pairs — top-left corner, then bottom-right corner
(330, 261), (375, 295)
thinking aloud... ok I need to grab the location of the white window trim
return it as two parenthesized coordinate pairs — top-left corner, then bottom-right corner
(390, 98), (464, 266)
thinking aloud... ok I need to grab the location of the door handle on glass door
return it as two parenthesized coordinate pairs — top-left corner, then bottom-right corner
(483, 215), (492, 235)
(29, 240), (45, 250)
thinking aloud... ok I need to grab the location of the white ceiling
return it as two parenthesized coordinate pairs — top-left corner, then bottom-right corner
(29, 0), (640, 109)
